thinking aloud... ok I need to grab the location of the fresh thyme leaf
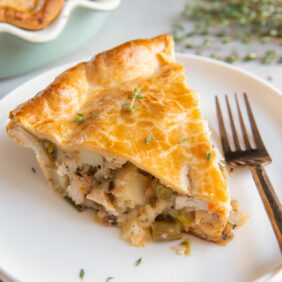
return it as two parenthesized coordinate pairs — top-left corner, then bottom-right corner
(241, 37), (250, 44)
(270, 29), (278, 37)
(73, 112), (96, 123)
(134, 87), (141, 95)
(185, 43), (193, 49)
(210, 53), (220, 60)
(174, 36), (184, 43)
(131, 88), (144, 99)
(180, 137), (188, 144)
(130, 106), (141, 111)
(244, 52), (257, 61)
(146, 136), (152, 144)
(31, 167), (36, 173)
(106, 277), (114, 282)
(172, 23), (184, 33)
(203, 39), (211, 48)
(260, 37), (270, 44)
(216, 31), (225, 37)
(130, 94), (144, 99)
(221, 37), (231, 44)
(135, 257), (142, 266)
(206, 152), (212, 162)
(79, 269), (85, 279)
(225, 52), (238, 64)
(122, 105), (141, 111)
(262, 50), (276, 64)
(73, 117), (83, 122)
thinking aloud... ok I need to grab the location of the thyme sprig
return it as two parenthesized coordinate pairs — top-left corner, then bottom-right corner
(122, 87), (143, 112)
(172, 0), (282, 64)
(122, 104), (141, 112)
(73, 112), (96, 124)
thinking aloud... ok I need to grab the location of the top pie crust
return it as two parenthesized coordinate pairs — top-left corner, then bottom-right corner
(8, 34), (230, 214)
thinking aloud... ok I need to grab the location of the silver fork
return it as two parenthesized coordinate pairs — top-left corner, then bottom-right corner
(215, 93), (282, 251)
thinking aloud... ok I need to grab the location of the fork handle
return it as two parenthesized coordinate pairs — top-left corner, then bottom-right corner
(250, 165), (282, 252)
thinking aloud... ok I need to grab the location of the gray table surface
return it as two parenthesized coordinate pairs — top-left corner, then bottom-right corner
(0, 0), (281, 97)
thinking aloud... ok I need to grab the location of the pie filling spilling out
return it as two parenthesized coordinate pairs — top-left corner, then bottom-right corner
(7, 34), (247, 247)
(0, 0), (64, 30)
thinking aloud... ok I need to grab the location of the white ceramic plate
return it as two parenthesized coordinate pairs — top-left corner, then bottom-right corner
(0, 54), (281, 282)
(0, 0), (120, 43)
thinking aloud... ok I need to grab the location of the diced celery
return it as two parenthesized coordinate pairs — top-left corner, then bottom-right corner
(152, 221), (182, 241)
(175, 212), (194, 230)
(181, 239), (191, 255)
(155, 185), (173, 200)
(42, 140), (57, 161)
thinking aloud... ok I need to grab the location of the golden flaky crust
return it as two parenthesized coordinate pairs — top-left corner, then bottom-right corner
(8, 34), (230, 214)
(0, 0), (64, 30)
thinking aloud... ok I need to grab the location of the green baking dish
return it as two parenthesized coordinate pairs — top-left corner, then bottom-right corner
(0, 0), (120, 79)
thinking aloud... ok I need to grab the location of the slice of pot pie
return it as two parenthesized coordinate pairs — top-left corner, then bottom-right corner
(7, 34), (247, 247)
(0, 0), (64, 30)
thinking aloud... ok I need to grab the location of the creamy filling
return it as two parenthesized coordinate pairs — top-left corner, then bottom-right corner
(46, 142), (236, 246)
(8, 123), (247, 247)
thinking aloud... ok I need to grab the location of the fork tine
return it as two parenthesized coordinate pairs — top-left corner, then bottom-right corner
(243, 93), (265, 149)
(225, 95), (241, 151)
(215, 96), (231, 154)
(235, 93), (252, 150)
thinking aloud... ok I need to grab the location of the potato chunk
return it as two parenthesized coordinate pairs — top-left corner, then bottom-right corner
(113, 163), (151, 210)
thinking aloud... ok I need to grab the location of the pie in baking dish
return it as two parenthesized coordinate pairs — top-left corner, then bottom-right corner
(0, 0), (64, 30)
(7, 34), (247, 247)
